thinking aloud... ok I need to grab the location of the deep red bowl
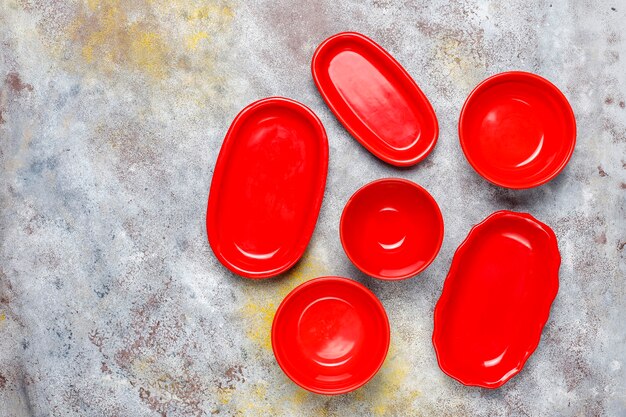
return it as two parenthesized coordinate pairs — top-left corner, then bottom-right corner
(271, 277), (390, 395)
(340, 179), (444, 280)
(459, 71), (576, 189)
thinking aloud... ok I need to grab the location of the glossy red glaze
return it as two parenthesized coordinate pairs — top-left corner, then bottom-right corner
(459, 71), (576, 189)
(340, 179), (444, 280)
(207, 97), (328, 279)
(433, 211), (560, 388)
(312, 32), (438, 167)
(272, 277), (390, 394)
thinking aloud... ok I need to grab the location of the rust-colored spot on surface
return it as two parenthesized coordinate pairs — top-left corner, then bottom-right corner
(0, 373), (6, 389)
(605, 96), (614, 105)
(1, 72), (33, 124)
(598, 166), (608, 177)
(139, 387), (150, 400)
(620, 101), (625, 108)
(101, 362), (112, 374)
(217, 365), (244, 390)
(88, 329), (104, 348)
(595, 232), (607, 244)
(5, 72), (33, 93)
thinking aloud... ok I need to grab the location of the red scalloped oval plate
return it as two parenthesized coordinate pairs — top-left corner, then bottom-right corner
(206, 97), (328, 279)
(312, 32), (438, 167)
(459, 71), (576, 188)
(340, 178), (444, 280)
(433, 211), (560, 388)
(272, 276), (390, 395)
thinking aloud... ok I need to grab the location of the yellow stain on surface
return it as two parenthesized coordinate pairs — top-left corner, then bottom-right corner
(72, 0), (171, 79)
(127, 355), (152, 373)
(373, 405), (387, 416)
(227, 382), (279, 417)
(217, 387), (235, 405)
(291, 388), (309, 405)
(77, 0), (122, 64)
(434, 36), (485, 89)
(54, 0), (237, 109)
(87, 0), (103, 10)
(0, 312), (6, 322)
(69, 0), (232, 79)
(185, 31), (209, 51)
(129, 28), (168, 78)
(240, 300), (275, 351)
(355, 343), (422, 416)
(186, 4), (234, 21)
(239, 251), (329, 351)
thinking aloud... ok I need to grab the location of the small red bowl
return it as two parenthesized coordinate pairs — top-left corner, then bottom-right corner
(459, 71), (576, 189)
(271, 276), (390, 395)
(340, 179), (444, 280)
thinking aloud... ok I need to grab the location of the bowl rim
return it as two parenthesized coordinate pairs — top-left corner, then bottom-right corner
(339, 178), (444, 280)
(271, 276), (390, 395)
(458, 71), (577, 189)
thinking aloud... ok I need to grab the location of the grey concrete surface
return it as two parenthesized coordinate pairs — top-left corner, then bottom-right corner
(0, 0), (624, 416)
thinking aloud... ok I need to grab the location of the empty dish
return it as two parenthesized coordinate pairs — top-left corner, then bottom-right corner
(432, 211), (560, 388)
(340, 178), (444, 280)
(312, 32), (438, 167)
(207, 97), (328, 278)
(459, 71), (576, 188)
(272, 276), (390, 394)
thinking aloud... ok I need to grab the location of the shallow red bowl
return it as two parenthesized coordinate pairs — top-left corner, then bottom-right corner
(340, 179), (444, 280)
(312, 32), (438, 167)
(459, 71), (576, 189)
(433, 211), (560, 388)
(272, 277), (390, 395)
(207, 97), (328, 279)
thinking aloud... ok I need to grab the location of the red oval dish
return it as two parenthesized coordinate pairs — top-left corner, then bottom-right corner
(206, 97), (328, 279)
(340, 179), (444, 280)
(432, 211), (560, 388)
(272, 276), (390, 395)
(312, 32), (438, 167)
(459, 71), (576, 188)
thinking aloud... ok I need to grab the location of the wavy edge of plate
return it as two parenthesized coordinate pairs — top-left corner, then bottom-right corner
(432, 210), (561, 388)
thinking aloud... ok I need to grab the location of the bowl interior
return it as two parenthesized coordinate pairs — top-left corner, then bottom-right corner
(341, 179), (443, 280)
(460, 72), (575, 188)
(272, 277), (389, 394)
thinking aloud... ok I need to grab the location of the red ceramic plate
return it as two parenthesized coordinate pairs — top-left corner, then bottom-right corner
(340, 179), (444, 280)
(272, 276), (390, 394)
(459, 71), (576, 188)
(312, 32), (438, 167)
(433, 211), (560, 388)
(206, 97), (328, 279)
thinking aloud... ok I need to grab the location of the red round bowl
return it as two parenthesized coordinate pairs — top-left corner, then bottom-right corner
(459, 71), (576, 189)
(340, 179), (444, 280)
(271, 277), (390, 395)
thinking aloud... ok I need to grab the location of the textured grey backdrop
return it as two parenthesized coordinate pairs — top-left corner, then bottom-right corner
(1, 0), (625, 416)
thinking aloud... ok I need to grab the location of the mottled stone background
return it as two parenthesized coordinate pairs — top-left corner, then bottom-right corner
(0, 0), (624, 416)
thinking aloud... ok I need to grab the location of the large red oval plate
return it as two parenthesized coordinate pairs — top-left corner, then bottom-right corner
(312, 32), (438, 167)
(433, 211), (560, 388)
(207, 97), (328, 279)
